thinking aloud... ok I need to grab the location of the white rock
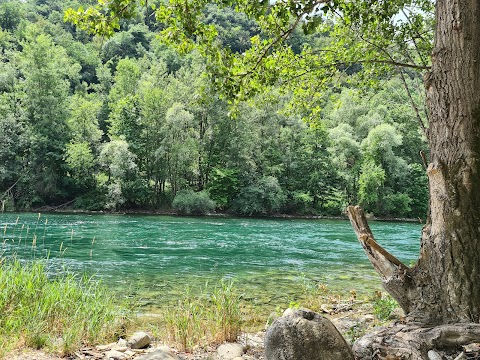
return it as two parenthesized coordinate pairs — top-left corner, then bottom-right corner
(217, 343), (245, 359)
(282, 308), (296, 317)
(358, 314), (375, 323)
(320, 304), (331, 314)
(127, 331), (152, 349)
(134, 349), (180, 360)
(114, 346), (128, 352)
(117, 338), (128, 347)
(428, 350), (443, 360)
(244, 334), (263, 348)
(97, 343), (115, 351)
(106, 349), (126, 360)
(157, 345), (172, 352)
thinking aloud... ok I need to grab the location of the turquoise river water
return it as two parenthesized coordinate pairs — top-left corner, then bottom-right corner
(0, 212), (422, 310)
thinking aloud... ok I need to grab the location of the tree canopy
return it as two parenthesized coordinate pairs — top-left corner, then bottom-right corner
(0, 0), (429, 219)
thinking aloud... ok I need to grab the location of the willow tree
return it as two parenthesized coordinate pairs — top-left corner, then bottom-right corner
(67, 0), (480, 358)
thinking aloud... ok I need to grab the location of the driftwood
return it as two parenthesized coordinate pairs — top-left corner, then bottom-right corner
(346, 206), (480, 359)
(353, 323), (480, 359)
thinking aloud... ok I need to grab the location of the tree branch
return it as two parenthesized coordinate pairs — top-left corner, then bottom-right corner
(0, 176), (22, 201)
(347, 205), (409, 279)
(236, 14), (303, 77)
(397, 68), (428, 135)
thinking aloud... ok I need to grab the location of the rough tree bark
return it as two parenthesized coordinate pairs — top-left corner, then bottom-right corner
(350, 0), (480, 327)
(419, 0), (480, 325)
(348, 206), (480, 359)
(347, 1), (480, 357)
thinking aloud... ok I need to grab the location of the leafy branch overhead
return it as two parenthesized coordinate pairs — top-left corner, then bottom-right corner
(65, 0), (434, 107)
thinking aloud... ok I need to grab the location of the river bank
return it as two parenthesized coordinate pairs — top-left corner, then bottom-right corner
(20, 207), (424, 223)
(6, 292), (397, 360)
(1, 252), (398, 359)
(1, 213), (421, 358)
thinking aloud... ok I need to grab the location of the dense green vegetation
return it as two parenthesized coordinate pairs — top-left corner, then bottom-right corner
(0, 0), (428, 218)
(0, 259), (129, 356)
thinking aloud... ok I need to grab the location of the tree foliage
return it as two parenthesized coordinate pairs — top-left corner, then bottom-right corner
(0, 0), (429, 219)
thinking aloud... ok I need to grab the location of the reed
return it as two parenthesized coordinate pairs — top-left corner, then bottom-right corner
(160, 281), (243, 352)
(0, 259), (131, 357)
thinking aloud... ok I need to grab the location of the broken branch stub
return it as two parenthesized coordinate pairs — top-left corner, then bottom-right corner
(346, 205), (415, 313)
(346, 205), (409, 279)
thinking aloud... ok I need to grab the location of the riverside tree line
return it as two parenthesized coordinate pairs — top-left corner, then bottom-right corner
(0, 0), (428, 218)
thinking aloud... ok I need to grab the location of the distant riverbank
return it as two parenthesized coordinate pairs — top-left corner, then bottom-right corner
(22, 207), (425, 224)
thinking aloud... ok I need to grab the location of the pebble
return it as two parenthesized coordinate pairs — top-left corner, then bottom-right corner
(105, 349), (126, 360)
(134, 349), (180, 360)
(127, 331), (152, 349)
(97, 343), (116, 351)
(427, 350), (443, 360)
(216, 343), (245, 359)
(117, 339), (128, 347)
(244, 334), (263, 348)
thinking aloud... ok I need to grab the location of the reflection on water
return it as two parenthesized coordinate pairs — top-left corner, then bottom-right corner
(0, 212), (421, 309)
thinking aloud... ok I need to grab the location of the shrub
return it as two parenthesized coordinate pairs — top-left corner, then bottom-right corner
(372, 292), (398, 321)
(381, 192), (412, 218)
(207, 168), (240, 210)
(232, 176), (286, 216)
(172, 190), (216, 215)
(73, 189), (107, 210)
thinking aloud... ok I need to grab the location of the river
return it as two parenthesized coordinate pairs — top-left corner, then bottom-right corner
(0, 212), (421, 310)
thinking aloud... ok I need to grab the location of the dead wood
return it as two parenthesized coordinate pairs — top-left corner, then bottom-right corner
(353, 323), (480, 360)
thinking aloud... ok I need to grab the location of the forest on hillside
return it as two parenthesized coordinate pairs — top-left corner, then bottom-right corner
(0, 0), (429, 218)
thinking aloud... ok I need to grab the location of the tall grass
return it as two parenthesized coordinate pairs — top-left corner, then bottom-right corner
(0, 259), (131, 357)
(0, 213), (131, 357)
(161, 281), (242, 352)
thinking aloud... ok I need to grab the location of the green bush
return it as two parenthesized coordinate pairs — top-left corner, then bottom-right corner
(232, 176), (286, 216)
(73, 189), (107, 210)
(207, 168), (240, 210)
(172, 190), (216, 215)
(381, 192), (412, 217)
(372, 293), (398, 321)
(288, 191), (314, 215)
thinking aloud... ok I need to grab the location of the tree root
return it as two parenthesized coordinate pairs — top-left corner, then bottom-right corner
(353, 323), (480, 360)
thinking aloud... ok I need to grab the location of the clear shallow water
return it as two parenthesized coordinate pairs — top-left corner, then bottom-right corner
(0, 212), (421, 310)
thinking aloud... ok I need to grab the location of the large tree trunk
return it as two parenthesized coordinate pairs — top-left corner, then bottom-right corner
(418, 0), (480, 325)
(349, 0), (480, 326)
